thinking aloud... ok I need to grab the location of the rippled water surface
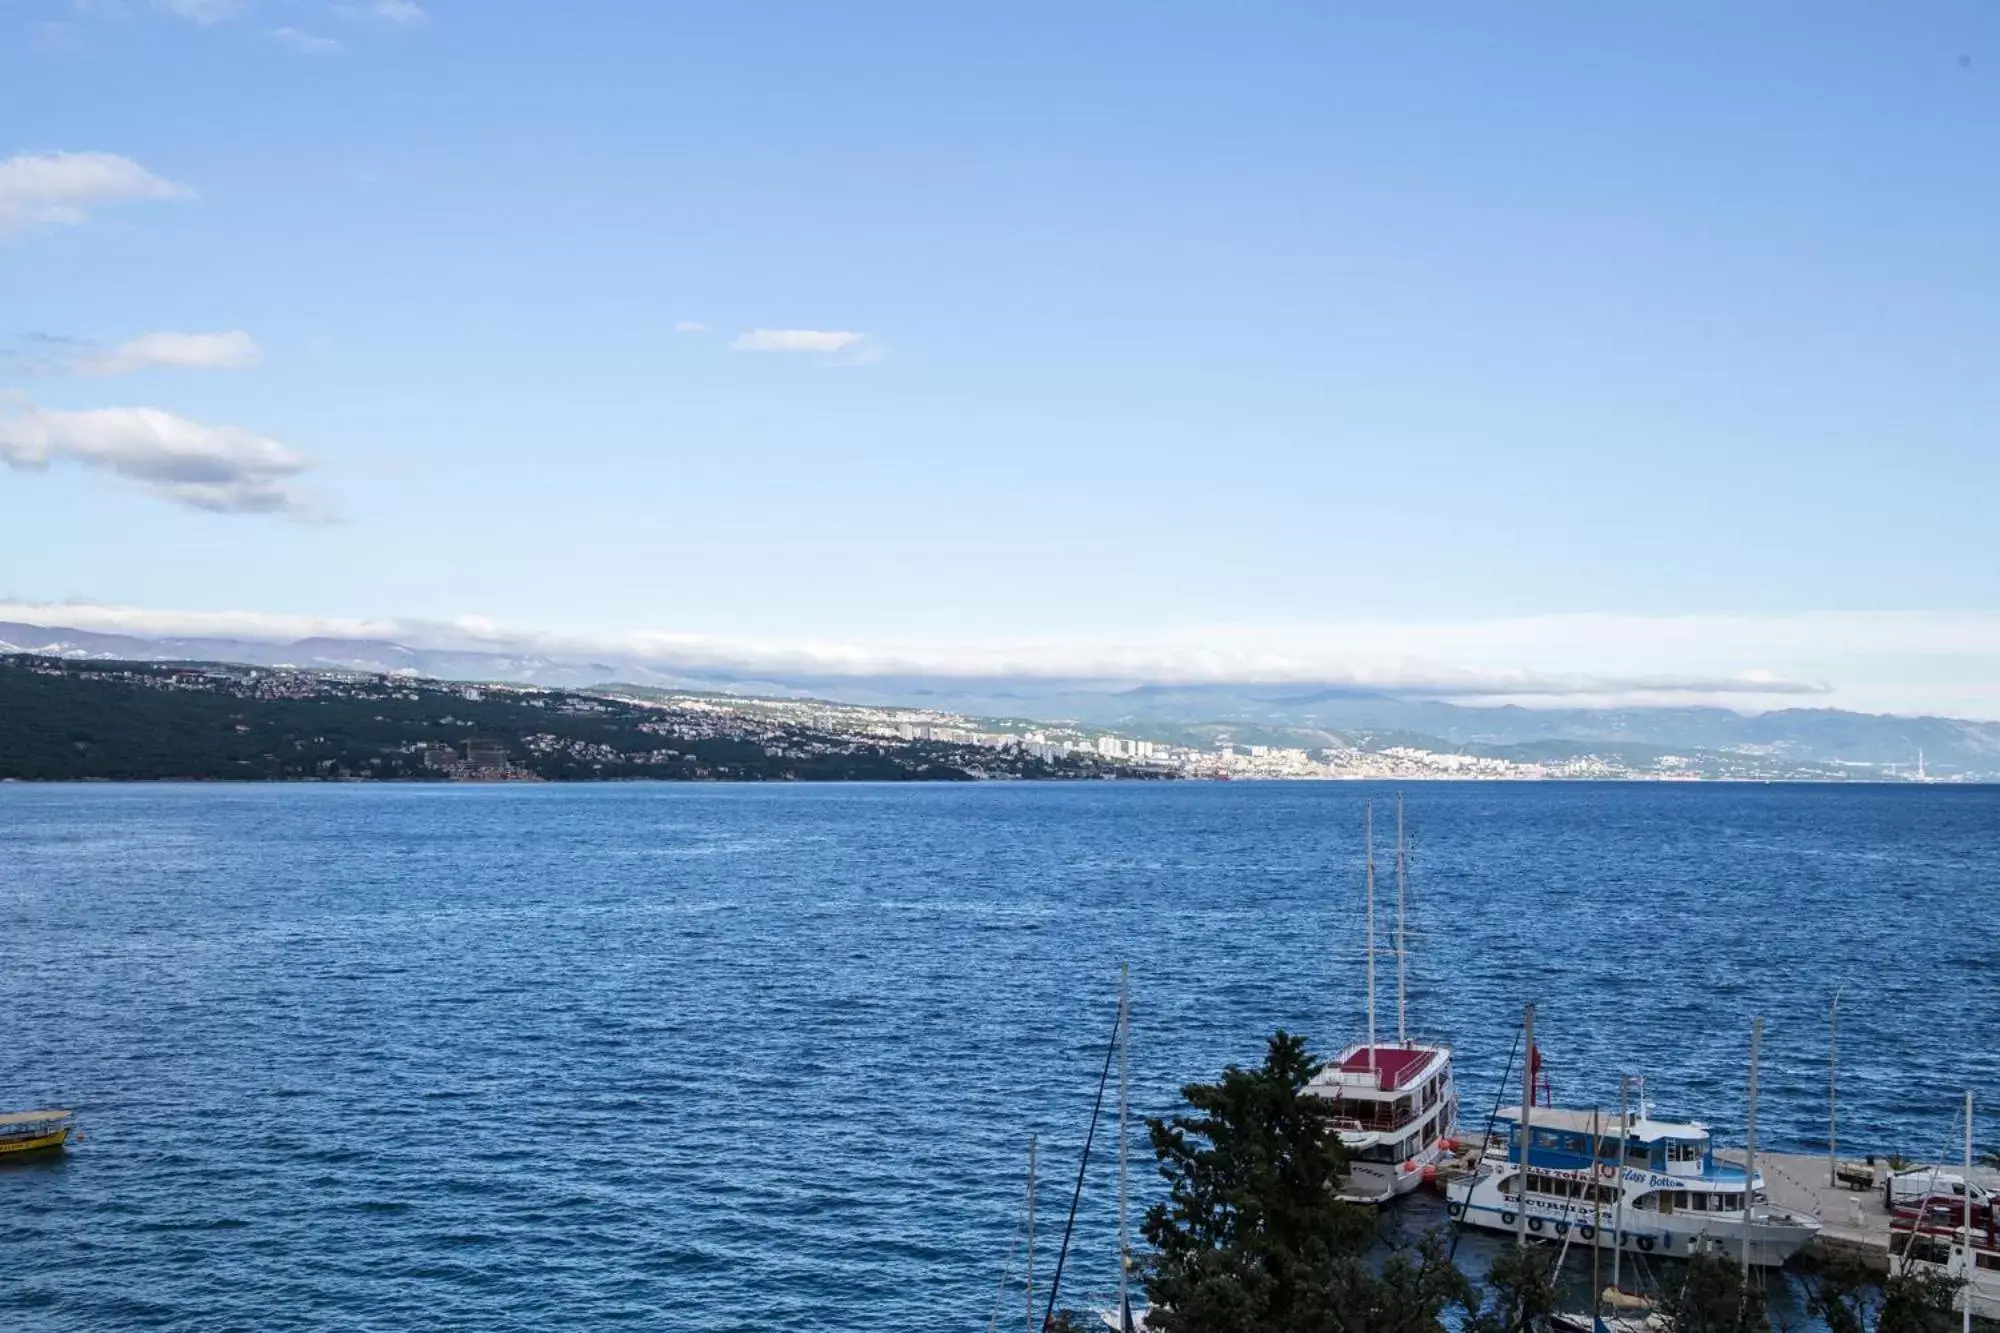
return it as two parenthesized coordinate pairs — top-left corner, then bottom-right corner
(2, 782), (1995, 1330)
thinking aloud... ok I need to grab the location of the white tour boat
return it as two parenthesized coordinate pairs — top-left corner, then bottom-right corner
(1305, 798), (1458, 1205)
(1445, 1100), (1821, 1266)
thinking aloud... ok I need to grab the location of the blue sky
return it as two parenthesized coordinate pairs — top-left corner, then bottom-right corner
(2, 3), (1997, 712)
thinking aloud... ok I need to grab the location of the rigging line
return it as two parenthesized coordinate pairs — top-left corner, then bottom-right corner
(1893, 1100), (1972, 1266)
(1042, 995), (1124, 1332)
(1449, 1021), (1526, 1265)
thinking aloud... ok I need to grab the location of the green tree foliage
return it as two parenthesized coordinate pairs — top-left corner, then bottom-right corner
(1458, 1243), (1557, 1333)
(1315, 1233), (1472, 1333)
(1137, 1031), (1471, 1333)
(1807, 1255), (1964, 1333)
(1804, 1256), (1875, 1333)
(1657, 1251), (1769, 1333)
(1140, 1030), (1366, 1333)
(1874, 1264), (1964, 1333)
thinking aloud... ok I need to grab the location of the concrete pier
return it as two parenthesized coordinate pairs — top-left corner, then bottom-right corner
(1718, 1149), (2000, 1271)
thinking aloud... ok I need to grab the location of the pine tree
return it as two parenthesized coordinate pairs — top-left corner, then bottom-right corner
(1137, 1031), (1469, 1333)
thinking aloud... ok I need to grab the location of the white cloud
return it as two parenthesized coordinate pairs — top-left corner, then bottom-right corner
(675, 320), (708, 333)
(269, 26), (343, 54)
(729, 329), (869, 353)
(334, 0), (425, 22)
(0, 401), (312, 515)
(0, 151), (190, 240)
(151, 0), (245, 23)
(78, 330), (262, 376)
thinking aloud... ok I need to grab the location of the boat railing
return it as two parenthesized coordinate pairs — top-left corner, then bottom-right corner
(1325, 1111), (1427, 1135)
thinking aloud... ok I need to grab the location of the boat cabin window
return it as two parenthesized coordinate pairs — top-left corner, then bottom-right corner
(1626, 1144), (1652, 1167)
(1976, 1253), (2000, 1272)
(1666, 1140), (1703, 1163)
(1524, 1169), (1615, 1204)
(1323, 1097), (1408, 1133)
(1355, 1137), (1420, 1165)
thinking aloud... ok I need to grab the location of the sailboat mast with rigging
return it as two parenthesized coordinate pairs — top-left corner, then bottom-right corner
(1305, 796), (1460, 1205)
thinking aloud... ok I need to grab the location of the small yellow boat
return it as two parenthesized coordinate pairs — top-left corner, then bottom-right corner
(0, 1109), (76, 1157)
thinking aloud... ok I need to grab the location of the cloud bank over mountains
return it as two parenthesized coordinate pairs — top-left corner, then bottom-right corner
(6, 601), (1999, 718)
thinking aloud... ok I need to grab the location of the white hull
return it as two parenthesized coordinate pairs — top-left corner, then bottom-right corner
(1446, 1167), (1820, 1268)
(1550, 1315), (1666, 1333)
(1336, 1133), (1451, 1204)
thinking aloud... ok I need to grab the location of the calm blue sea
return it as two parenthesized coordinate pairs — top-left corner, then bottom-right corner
(1, 782), (1994, 1331)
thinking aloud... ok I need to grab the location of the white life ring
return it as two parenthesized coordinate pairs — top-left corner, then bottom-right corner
(1596, 1163), (1617, 1181)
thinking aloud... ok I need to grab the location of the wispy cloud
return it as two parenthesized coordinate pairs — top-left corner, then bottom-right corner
(730, 329), (868, 353)
(0, 151), (190, 241)
(0, 333), (92, 378)
(675, 320), (708, 334)
(0, 400), (314, 515)
(269, 26), (343, 54)
(334, 0), (425, 22)
(150, 0), (245, 24)
(77, 330), (262, 376)
(729, 329), (885, 364)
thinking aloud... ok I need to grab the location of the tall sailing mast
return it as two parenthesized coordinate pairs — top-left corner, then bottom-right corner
(1364, 801), (1377, 1074)
(1117, 964), (1131, 1332)
(1744, 1017), (1763, 1280)
(1964, 1091), (1975, 1333)
(1591, 1106), (1604, 1324)
(1612, 1075), (1628, 1297)
(1025, 1135), (1036, 1333)
(1395, 794), (1408, 1047)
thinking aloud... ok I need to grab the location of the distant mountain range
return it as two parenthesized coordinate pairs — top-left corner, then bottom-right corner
(5, 619), (1996, 778)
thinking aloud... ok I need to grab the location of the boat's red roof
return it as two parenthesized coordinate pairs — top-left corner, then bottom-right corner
(1337, 1046), (1435, 1091)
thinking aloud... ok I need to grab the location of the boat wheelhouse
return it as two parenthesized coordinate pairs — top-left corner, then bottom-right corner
(1303, 798), (1458, 1205)
(1444, 1104), (1821, 1266)
(0, 1109), (75, 1158)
